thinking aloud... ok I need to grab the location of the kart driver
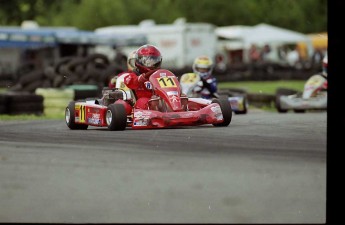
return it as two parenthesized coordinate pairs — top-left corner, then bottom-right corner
(191, 55), (219, 98)
(322, 53), (327, 79)
(320, 53), (328, 91)
(122, 44), (162, 110)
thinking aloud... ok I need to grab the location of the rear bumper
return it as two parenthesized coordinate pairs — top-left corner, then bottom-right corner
(279, 95), (327, 110)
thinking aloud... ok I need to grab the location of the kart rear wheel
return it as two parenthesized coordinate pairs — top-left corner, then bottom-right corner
(275, 95), (288, 113)
(212, 97), (232, 127)
(106, 104), (127, 131)
(294, 109), (306, 113)
(65, 101), (88, 130)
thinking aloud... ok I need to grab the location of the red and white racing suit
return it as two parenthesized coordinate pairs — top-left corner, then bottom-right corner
(123, 72), (153, 110)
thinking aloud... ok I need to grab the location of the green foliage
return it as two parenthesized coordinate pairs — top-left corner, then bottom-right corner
(0, 0), (327, 33)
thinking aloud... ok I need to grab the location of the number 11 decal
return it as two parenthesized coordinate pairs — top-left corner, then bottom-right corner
(157, 77), (177, 87)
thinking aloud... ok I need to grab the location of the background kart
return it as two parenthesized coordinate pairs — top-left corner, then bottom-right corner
(65, 69), (233, 131)
(275, 74), (327, 113)
(180, 73), (248, 114)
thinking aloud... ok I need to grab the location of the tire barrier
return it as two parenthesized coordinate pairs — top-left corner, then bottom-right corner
(0, 94), (8, 114)
(247, 93), (275, 108)
(0, 92), (44, 115)
(275, 87), (299, 96)
(6, 53), (125, 94)
(35, 88), (74, 117)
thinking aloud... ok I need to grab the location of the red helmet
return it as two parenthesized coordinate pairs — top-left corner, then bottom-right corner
(135, 44), (162, 73)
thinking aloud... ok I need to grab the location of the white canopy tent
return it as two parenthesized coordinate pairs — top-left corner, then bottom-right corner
(216, 23), (313, 63)
(215, 25), (251, 50)
(243, 23), (311, 45)
(216, 25), (252, 39)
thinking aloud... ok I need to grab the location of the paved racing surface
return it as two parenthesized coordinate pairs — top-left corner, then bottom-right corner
(0, 111), (326, 223)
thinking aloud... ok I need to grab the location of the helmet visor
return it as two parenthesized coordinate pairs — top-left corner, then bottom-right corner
(138, 55), (162, 69)
(195, 66), (211, 73)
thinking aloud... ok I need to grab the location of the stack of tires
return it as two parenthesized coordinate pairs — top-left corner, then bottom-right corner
(247, 93), (275, 108)
(8, 53), (124, 93)
(3, 53), (123, 116)
(0, 92), (44, 115)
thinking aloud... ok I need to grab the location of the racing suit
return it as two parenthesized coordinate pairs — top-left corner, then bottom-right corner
(123, 70), (154, 110)
(194, 76), (219, 99)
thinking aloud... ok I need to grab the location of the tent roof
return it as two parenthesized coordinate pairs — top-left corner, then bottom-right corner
(215, 25), (252, 39)
(243, 23), (310, 45)
(216, 23), (310, 45)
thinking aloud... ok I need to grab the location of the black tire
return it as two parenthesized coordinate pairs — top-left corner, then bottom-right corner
(87, 53), (110, 65)
(275, 94), (288, 113)
(43, 66), (57, 80)
(66, 57), (88, 71)
(276, 87), (298, 96)
(54, 56), (74, 74)
(212, 97), (232, 127)
(294, 109), (306, 113)
(105, 104), (127, 131)
(8, 83), (23, 92)
(52, 75), (65, 88)
(18, 70), (44, 86)
(0, 94), (9, 114)
(7, 102), (44, 115)
(22, 80), (43, 92)
(6, 92), (43, 103)
(63, 74), (80, 85)
(5, 92), (44, 115)
(65, 101), (88, 130)
(16, 62), (37, 80)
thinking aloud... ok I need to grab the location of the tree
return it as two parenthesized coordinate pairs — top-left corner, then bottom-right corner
(0, 0), (327, 33)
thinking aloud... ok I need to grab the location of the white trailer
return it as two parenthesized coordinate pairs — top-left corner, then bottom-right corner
(94, 18), (217, 71)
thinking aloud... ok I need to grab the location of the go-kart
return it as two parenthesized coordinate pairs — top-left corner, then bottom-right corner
(180, 73), (248, 114)
(65, 69), (233, 131)
(275, 74), (327, 113)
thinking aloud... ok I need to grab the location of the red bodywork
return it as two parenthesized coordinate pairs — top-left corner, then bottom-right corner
(73, 69), (226, 129)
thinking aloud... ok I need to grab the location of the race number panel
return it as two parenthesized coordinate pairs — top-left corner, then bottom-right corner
(157, 77), (177, 88)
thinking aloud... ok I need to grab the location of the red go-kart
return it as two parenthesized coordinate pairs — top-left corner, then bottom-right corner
(65, 69), (232, 131)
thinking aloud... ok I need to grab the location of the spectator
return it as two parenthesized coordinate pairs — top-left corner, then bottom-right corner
(261, 44), (271, 62)
(249, 44), (261, 63)
(286, 46), (300, 68)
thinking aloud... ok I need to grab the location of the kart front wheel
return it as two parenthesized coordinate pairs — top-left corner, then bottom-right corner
(234, 96), (248, 115)
(106, 104), (127, 131)
(212, 97), (232, 127)
(294, 109), (306, 113)
(65, 101), (88, 130)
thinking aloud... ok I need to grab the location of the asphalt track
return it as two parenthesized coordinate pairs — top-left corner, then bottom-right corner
(0, 110), (327, 223)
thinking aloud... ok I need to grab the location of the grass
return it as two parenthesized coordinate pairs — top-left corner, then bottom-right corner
(218, 80), (304, 94)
